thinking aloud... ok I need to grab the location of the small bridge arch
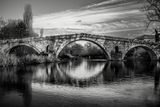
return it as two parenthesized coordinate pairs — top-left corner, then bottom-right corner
(56, 38), (111, 60)
(6, 44), (41, 56)
(123, 45), (158, 60)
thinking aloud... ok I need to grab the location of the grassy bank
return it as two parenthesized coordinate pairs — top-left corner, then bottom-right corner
(0, 53), (57, 67)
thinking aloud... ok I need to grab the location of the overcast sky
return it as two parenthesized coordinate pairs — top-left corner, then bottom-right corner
(0, 0), (158, 38)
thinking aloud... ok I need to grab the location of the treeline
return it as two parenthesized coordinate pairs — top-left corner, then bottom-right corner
(0, 18), (38, 39)
(0, 4), (38, 40)
(0, 19), (28, 39)
(59, 42), (106, 59)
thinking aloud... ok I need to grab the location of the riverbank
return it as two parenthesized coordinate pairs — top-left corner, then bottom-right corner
(0, 53), (58, 67)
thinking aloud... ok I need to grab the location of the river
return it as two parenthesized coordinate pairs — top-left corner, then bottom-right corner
(0, 59), (160, 107)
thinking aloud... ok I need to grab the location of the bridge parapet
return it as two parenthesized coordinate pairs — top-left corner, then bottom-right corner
(46, 33), (159, 45)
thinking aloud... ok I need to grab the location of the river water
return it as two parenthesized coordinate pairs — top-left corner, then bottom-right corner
(0, 59), (160, 107)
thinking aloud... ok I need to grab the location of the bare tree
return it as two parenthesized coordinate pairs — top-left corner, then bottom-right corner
(143, 0), (160, 28)
(0, 17), (6, 29)
(23, 4), (33, 34)
(143, 0), (160, 42)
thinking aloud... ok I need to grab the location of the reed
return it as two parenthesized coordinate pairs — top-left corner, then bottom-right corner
(0, 53), (56, 67)
(0, 54), (19, 67)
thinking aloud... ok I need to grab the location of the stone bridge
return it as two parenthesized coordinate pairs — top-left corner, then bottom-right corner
(0, 33), (160, 60)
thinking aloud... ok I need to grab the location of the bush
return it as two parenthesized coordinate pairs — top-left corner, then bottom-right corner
(0, 20), (27, 39)
(0, 19), (38, 39)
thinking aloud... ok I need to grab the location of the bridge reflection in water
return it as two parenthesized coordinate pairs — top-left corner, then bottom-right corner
(0, 59), (160, 107)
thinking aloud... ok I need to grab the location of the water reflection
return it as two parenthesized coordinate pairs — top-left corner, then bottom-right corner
(124, 60), (156, 76)
(58, 59), (106, 80)
(0, 59), (160, 107)
(0, 66), (33, 107)
(155, 63), (160, 94)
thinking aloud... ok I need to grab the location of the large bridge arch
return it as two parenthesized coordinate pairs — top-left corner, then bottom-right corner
(6, 44), (41, 56)
(56, 38), (111, 60)
(123, 45), (158, 60)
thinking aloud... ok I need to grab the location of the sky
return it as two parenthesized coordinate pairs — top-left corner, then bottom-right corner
(0, 0), (159, 38)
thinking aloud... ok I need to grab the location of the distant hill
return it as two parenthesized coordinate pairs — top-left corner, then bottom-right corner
(135, 34), (155, 42)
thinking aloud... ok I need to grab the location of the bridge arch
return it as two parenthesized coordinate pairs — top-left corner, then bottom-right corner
(6, 44), (41, 56)
(56, 39), (111, 60)
(123, 45), (157, 60)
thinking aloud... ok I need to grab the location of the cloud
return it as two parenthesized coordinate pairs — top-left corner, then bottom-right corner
(85, 0), (119, 8)
(33, 0), (147, 38)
